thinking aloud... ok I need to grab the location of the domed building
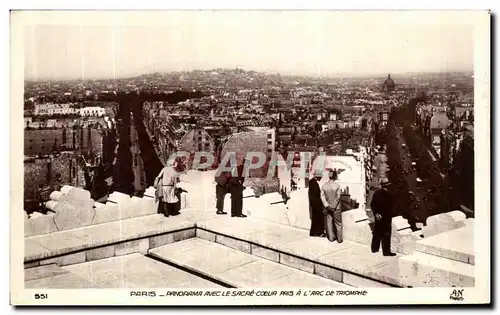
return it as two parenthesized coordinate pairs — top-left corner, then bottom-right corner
(220, 128), (275, 177)
(382, 74), (395, 93)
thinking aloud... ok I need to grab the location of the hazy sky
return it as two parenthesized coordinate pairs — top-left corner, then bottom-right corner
(23, 11), (475, 80)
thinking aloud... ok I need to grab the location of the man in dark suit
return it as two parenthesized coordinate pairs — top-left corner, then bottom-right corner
(308, 170), (325, 237)
(370, 178), (396, 256)
(215, 170), (229, 215)
(229, 163), (246, 218)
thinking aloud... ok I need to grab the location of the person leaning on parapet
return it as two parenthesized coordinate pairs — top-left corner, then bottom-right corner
(228, 162), (247, 218)
(214, 169), (230, 215)
(370, 178), (397, 256)
(320, 169), (343, 243)
(154, 159), (180, 218)
(308, 169), (326, 237)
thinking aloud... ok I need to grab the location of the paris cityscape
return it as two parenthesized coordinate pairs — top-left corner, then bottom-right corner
(24, 69), (474, 219)
(19, 13), (481, 294)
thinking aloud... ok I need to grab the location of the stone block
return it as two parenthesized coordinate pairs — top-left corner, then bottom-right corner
(138, 196), (159, 217)
(24, 264), (69, 282)
(45, 200), (58, 212)
(60, 185), (74, 195)
(24, 213), (58, 237)
(120, 197), (144, 220)
(182, 180), (216, 211)
(422, 211), (467, 238)
(94, 202), (106, 208)
(314, 264), (343, 282)
(196, 229), (216, 242)
(343, 272), (392, 288)
(115, 238), (149, 256)
(49, 191), (64, 201)
(216, 235), (251, 253)
(251, 244), (279, 262)
(107, 191), (131, 204)
(392, 216), (411, 231)
(243, 187), (255, 198)
(343, 222), (372, 245)
(39, 251), (86, 266)
(414, 225), (474, 264)
(317, 245), (397, 277)
(260, 192), (285, 204)
(92, 203), (121, 225)
(53, 188), (95, 231)
(391, 228), (421, 254)
(372, 253), (475, 287)
(144, 186), (156, 198)
(342, 209), (369, 225)
(86, 245), (115, 261)
(280, 253), (314, 273)
(173, 229), (196, 242)
(149, 233), (174, 249)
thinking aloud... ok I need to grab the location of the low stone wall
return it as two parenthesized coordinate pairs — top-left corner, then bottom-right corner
(24, 185), (163, 237)
(25, 227), (196, 269)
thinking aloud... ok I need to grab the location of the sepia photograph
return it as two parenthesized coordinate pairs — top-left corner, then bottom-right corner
(10, 9), (490, 305)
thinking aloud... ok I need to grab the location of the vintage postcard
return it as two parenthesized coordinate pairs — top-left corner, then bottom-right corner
(10, 10), (490, 305)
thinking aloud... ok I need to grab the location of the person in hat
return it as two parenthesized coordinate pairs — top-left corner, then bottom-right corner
(308, 169), (325, 237)
(214, 161), (231, 215)
(320, 169), (343, 243)
(370, 177), (396, 256)
(228, 158), (247, 218)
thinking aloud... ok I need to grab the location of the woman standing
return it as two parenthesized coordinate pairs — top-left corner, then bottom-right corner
(154, 160), (179, 217)
(308, 170), (325, 237)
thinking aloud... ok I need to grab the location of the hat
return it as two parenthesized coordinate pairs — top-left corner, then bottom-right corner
(380, 178), (391, 187)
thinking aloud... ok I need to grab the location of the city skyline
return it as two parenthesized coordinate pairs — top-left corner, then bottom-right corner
(23, 11), (474, 80)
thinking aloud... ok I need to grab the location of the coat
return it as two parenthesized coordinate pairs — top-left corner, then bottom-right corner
(308, 178), (323, 218)
(228, 164), (245, 196)
(370, 188), (393, 233)
(320, 180), (341, 213)
(154, 166), (179, 204)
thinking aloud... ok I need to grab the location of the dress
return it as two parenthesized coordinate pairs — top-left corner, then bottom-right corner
(308, 178), (325, 236)
(155, 166), (179, 216)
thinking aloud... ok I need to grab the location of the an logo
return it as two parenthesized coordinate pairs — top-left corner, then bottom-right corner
(449, 289), (464, 301)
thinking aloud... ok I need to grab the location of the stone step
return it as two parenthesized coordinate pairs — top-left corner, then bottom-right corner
(413, 225), (474, 265)
(396, 252), (474, 287)
(422, 211), (467, 238)
(149, 238), (350, 288)
(25, 264), (92, 289)
(62, 253), (223, 288)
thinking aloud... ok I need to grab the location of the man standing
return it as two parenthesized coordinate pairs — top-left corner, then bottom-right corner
(308, 170), (325, 237)
(320, 170), (343, 243)
(229, 162), (246, 218)
(370, 178), (397, 256)
(214, 170), (229, 215)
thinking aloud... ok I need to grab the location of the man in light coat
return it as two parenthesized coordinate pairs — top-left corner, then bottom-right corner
(320, 169), (343, 243)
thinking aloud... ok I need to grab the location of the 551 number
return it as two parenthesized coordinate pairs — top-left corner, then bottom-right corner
(34, 293), (48, 299)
